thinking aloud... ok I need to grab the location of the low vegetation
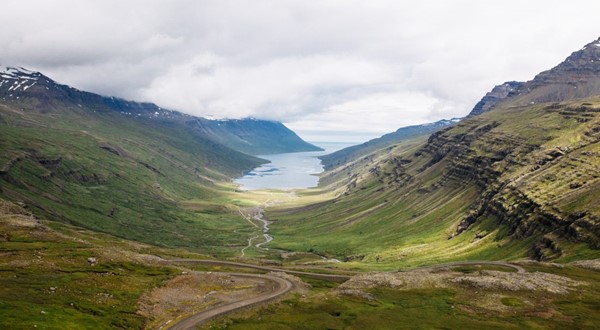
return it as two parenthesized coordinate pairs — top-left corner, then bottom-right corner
(0, 199), (179, 329)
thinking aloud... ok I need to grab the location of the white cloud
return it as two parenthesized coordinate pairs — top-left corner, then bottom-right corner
(287, 91), (445, 142)
(2, 0), (600, 142)
(137, 53), (396, 120)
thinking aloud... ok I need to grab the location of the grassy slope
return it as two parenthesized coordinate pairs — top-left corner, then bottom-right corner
(266, 98), (600, 269)
(0, 102), (263, 256)
(0, 199), (192, 329)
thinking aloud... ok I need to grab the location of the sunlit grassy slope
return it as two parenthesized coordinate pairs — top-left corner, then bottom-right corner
(267, 98), (600, 268)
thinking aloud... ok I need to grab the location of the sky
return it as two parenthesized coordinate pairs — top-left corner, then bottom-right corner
(2, 1), (600, 142)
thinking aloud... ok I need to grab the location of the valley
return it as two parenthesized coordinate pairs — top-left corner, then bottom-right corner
(3, 199), (599, 329)
(2, 36), (600, 330)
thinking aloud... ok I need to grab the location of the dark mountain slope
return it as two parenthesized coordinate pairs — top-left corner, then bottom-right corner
(468, 81), (524, 117)
(187, 118), (322, 155)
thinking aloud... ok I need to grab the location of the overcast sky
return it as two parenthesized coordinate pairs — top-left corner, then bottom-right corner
(2, 1), (600, 142)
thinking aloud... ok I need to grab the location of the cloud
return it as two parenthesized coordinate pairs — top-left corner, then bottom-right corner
(137, 53), (396, 121)
(2, 0), (600, 142)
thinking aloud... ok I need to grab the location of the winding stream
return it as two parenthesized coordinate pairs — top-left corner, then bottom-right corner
(253, 208), (272, 249)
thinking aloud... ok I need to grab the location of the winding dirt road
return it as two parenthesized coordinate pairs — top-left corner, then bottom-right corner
(168, 272), (293, 330)
(166, 259), (352, 282)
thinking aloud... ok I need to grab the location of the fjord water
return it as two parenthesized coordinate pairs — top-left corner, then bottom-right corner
(235, 142), (354, 190)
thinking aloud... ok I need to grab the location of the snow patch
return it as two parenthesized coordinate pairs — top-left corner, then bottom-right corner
(0, 66), (39, 80)
(24, 81), (37, 90)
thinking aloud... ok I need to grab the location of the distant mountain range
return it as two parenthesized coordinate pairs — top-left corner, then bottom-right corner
(187, 117), (322, 155)
(320, 118), (461, 170)
(0, 66), (321, 156)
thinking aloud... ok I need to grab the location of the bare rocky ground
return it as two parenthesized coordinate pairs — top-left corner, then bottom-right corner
(571, 259), (600, 271)
(337, 268), (584, 299)
(331, 266), (590, 320)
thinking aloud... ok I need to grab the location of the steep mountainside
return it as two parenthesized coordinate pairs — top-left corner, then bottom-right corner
(267, 38), (600, 266)
(319, 118), (460, 171)
(0, 66), (293, 255)
(0, 66), (318, 156)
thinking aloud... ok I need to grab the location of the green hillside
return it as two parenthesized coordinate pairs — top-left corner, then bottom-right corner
(0, 99), (264, 256)
(0, 67), (282, 256)
(0, 65), (327, 256)
(268, 98), (600, 268)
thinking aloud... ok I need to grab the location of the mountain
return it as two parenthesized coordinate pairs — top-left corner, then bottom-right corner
(0, 66), (317, 254)
(319, 118), (461, 171)
(267, 37), (600, 265)
(468, 81), (524, 117)
(469, 37), (600, 116)
(0, 66), (318, 156)
(187, 118), (322, 155)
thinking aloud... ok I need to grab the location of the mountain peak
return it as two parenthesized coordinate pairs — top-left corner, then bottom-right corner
(469, 36), (600, 116)
(0, 66), (45, 93)
(531, 36), (600, 84)
(578, 37), (600, 52)
(0, 66), (40, 78)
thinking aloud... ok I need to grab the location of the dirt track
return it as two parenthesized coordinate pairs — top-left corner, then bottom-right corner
(166, 259), (352, 282)
(168, 272), (293, 330)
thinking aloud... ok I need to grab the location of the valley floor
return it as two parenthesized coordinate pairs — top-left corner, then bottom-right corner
(3, 193), (600, 330)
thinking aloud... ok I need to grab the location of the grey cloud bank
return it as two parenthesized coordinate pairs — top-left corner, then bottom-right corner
(2, 0), (600, 142)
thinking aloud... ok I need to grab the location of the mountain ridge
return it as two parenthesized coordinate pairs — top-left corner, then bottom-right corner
(0, 65), (320, 155)
(468, 37), (600, 117)
(319, 118), (461, 171)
